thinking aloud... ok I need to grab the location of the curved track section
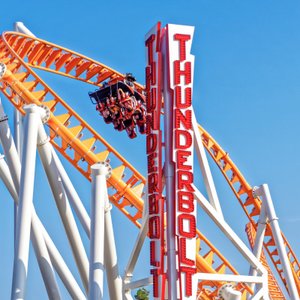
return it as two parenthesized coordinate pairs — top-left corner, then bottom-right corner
(199, 125), (300, 296)
(245, 222), (285, 299)
(0, 31), (249, 298)
(0, 31), (299, 298)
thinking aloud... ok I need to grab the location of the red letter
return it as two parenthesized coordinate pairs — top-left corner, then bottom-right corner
(174, 61), (191, 85)
(175, 86), (192, 109)
(177, 170), (194, 192)
(149, 193), (159, 214)
(180, 266), (196, 296)
(147, 152), (158, 174)
(174, 34), (191, 61)
(179, 238), (195, 266)
(178, 191), (194, 212)
(176, 150), (191, 170)
(148, 173), (158, 193)
(150, 241), (160, 267)
(178, 213), (196, 238)
(175, 130), (192, 149)
(146, 87), (156, 112)
(150, 268), (159, 297)
(146, 133), (157, 154)
(145, 34), (155, 64)
(175, 108), (192, 130)
(149, 216), (160, 239)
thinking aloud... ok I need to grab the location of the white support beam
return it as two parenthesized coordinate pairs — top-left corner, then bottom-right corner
(194, 186), (267, 276)
(9, 23), (87, 299)
(37, 118), (89, 293)
(0, 97), (20, 255)
(104, 202), (123, 300)
(124, 213), (149, 281)
(0, 154), (85, 300)
(14, 22), (25, 256)
(31, 215), (61, 300)
(37, 216), (87, 300)
(89, 162), (111, 300)
(250, 286), (265, 300)
(248, 202), (267, 295)
(0, 158), (63, 300)
(14, 21), (36, 37)
(196, 273), (264, 284)
(13, 22), (25, 157)
(11, 104), (40, 300)
(124, 277), (153, 291)
(196, 274), (269, 300)
(51, 148), (91, 238)
(253, 184), (299, 300)
(192, 110), (223, 218)
(0, 99), (20, 192)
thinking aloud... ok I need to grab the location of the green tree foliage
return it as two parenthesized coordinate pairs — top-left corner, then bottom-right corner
(134, 288), (149, 300)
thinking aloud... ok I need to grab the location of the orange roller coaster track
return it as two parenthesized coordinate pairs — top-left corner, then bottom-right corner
(0, 31), (299, 299)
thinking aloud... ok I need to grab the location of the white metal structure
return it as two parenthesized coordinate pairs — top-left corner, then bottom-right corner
(0, 21), (298, 300)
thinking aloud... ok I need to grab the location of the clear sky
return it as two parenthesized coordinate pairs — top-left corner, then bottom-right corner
(0, 0), (299, 299)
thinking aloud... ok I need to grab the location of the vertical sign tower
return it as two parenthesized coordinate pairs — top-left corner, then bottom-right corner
(146, 23), (196, 299)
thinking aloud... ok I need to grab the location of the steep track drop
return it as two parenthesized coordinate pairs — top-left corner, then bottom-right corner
(0, 31), (299, 298)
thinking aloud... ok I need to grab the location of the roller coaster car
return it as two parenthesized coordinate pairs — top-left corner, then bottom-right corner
(89, 74), (146, 139)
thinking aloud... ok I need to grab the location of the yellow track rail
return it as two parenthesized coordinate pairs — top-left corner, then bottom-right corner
(0, 31), (298, 298)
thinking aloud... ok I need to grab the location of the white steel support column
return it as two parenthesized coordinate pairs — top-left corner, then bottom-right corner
(31, 216), (61, 300)
(248, 203), (267, 295)
(0, 99), (20, 192)
(194, 187), (267, 272)
(0, 156), (62, 299)
(0, 105), (83, 299)
(15, 21), (36, 36)
(194, 186), (269, 298)
(0, 98), (21, 254)
(13, 92), (22, 156)
(89, 162), (111, 300)
(37, 119), (89, 292)
(36, 217), (86, 300)
(104, 202), (122, 300)
(124, 204), (148, 300)
(51, 148), (91, 237)
(192, 111), (223, 218)
(0, 154), (82, 299)
(13, 22), (25, 158)
(11, 104), (39, 300)
(0, 107), (85, 300)
(124, 214), (149, 284)
(14, 22), (27, 253)
(253, 184), (299, 300)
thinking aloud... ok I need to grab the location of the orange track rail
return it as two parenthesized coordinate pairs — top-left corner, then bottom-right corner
(245, 222), (285, 299)
(0, 31), (298, 298)
(199, 125), (300, 297)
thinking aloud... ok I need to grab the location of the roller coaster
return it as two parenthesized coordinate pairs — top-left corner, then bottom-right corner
(0, 22), (299, 299)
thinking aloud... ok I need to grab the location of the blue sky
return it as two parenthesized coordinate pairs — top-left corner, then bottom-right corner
(0, 0), (300, 298)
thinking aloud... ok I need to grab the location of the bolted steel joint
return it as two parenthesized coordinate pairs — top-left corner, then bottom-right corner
(23, 104), (50, 124)
(38, 104), (51, 123)
(0, 63), (7, 79)
(91, 161), (112, 179)
(218, 283), (241, 300)
(252, 186), (260, 198)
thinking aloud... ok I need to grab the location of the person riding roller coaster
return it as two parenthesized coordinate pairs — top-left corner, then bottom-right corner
(89, 73), (146, 139)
